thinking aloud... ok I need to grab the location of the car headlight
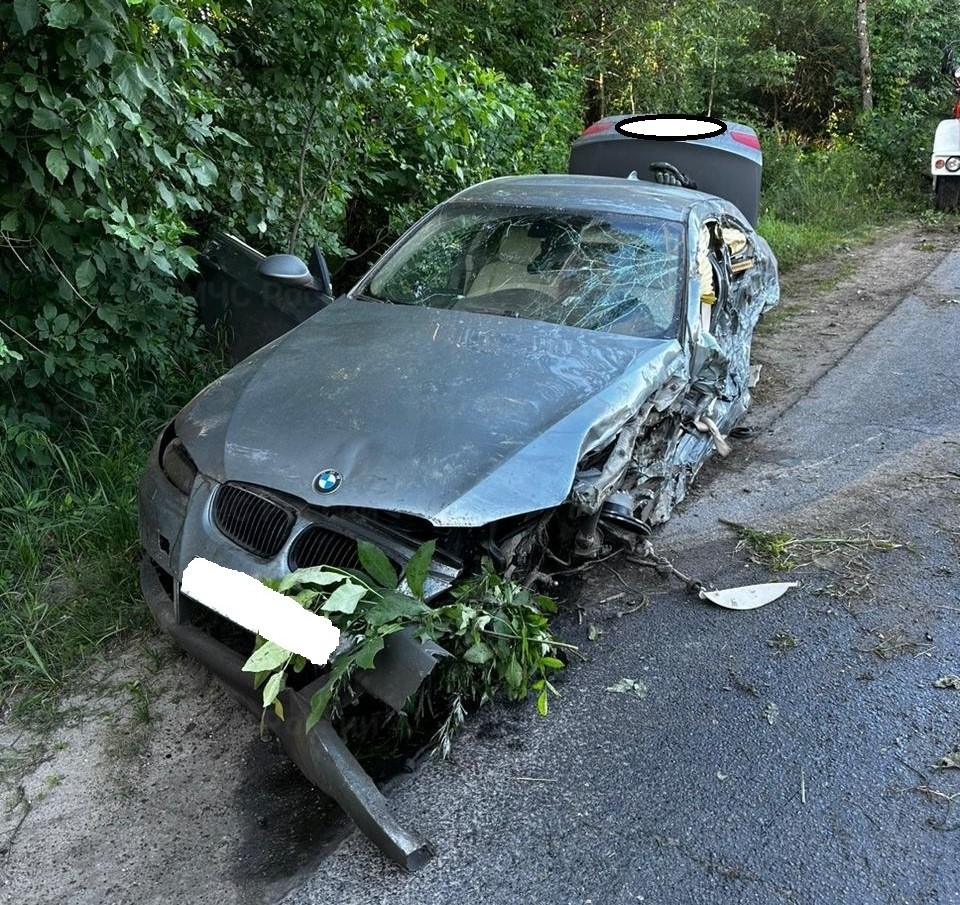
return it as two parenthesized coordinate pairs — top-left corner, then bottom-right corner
(947, 157), (960, 173)
(160, 435), (198, 495)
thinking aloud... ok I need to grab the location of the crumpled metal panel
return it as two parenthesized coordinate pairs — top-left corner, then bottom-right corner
(176, 299), (684, 527)
(355, 627), (450, 711)
(578, 205), (779, 528)
(694, 229), (779, 411)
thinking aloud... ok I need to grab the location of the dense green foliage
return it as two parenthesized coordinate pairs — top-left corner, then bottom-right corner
(1, 0), (224, 439)
(0, 0), (579, 433)
(1, 0), (958, 710)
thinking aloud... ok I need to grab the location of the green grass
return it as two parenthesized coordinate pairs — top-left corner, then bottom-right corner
(0, 370), (215, 722)
(757, 131), (914, 271)
(757, 216), (866, 271)
(1, 420), (147, 718)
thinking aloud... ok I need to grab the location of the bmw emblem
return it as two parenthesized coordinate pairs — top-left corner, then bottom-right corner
(314, 469), (342, 494)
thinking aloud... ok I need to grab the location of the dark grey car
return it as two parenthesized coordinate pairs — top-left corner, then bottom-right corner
(138, 173), (778, 867)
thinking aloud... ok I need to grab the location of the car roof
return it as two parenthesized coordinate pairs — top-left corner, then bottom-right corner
(447, 174), (711, 223)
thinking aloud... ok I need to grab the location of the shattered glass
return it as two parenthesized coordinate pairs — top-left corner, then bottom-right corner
(366, 204), (684, 340)
(572, 205), (779, 529)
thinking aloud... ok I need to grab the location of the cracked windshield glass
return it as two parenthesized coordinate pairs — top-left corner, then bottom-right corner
(365, 204), (685, 338)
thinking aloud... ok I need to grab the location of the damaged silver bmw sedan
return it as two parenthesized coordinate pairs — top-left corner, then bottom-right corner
(138, 171), (778, 867)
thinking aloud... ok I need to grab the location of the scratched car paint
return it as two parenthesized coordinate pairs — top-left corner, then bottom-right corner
(137, 168), (778, 866)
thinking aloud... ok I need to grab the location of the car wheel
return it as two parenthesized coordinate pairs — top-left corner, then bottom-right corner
(934, 175), (960, 211)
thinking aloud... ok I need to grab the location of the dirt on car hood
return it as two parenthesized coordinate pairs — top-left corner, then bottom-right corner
(176, 299), (683, 526)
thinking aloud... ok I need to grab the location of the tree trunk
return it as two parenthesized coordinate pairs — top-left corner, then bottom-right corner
(856, 0), (873, 113)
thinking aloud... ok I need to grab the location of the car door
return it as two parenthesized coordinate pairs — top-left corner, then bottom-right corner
(193, 234), (334, 363)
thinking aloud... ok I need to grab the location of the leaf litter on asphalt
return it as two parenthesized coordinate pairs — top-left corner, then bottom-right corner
(605, 678), (648, 699)
(934, 750), (960, 770)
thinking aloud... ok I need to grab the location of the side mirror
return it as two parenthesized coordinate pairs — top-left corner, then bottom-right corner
(257, 248), (335, 302)
(258, 254), (314, 287)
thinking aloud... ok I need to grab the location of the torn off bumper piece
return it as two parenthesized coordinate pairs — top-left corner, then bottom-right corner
(140, 555), (436, 870)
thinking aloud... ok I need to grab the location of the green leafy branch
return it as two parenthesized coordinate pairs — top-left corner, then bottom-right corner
(241, 539), (568, 751)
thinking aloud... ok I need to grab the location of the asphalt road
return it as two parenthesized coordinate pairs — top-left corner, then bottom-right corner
(280, 252), (960, 905)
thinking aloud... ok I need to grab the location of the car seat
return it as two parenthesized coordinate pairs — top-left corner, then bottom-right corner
(466, 227), (558, 297)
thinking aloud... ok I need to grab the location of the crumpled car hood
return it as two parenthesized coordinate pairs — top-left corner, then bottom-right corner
(176, 299), (683, 526)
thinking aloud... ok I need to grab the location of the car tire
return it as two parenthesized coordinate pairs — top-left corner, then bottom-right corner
(934, 175), (960, 211)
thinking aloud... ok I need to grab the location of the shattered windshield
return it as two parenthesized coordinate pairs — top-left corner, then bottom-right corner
(364, 203), (685, 339)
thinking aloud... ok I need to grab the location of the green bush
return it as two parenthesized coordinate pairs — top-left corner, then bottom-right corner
(857, 109), (938, 202)
(757, 129), (906, 267)
(0, 0), (582, 430)
(762, 132), (879, 224)
(208, 0), (581, 268)
(0, 0), (226, 423)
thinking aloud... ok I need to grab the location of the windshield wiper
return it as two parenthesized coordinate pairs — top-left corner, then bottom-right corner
(354, 291), (388, 303)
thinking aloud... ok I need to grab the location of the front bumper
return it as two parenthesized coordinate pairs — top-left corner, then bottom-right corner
(139, 556), (434, 870)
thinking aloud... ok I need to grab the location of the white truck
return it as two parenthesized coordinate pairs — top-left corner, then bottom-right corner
(932, 46), (960, 211)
